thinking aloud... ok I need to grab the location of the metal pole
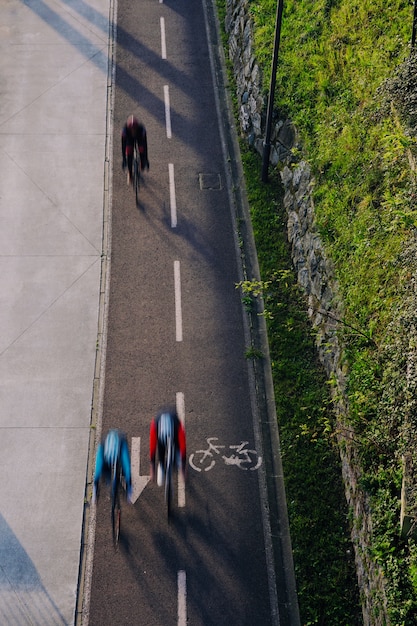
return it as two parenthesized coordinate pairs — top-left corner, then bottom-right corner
(261, 0), (284, 182)
(412, 0), (417, 47)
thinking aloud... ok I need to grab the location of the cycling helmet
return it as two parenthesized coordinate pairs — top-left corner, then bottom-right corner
(127, 114), (138, 130)
(104, 429), (121, 466)
(158, 413), (174, 445)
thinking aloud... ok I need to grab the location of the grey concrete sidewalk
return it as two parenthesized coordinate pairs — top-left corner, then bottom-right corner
(0, 0), (109, 623)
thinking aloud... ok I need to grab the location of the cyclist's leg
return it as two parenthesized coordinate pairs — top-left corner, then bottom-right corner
(157, 439), (166, 464)
(134, 153), (140, 202)
(93, 443), (104, 500)
(150, 419), (158, 480)
(139, 147), (146, 171)
(94, 443), (104, 479)
(120, 438), (132, 500)
(126, 150), (133, 184)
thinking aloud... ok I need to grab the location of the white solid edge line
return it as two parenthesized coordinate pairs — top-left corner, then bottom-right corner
(160, 17), (167, 59)
(178, 570), (187, 626)
(176, 392), (185, 508)
(174, 261), (183, 342)
(168, 163), (177, 228)
(164, 85), (172, 138)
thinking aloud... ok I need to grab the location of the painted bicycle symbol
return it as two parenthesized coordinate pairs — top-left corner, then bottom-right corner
(189, 437), (262, 472)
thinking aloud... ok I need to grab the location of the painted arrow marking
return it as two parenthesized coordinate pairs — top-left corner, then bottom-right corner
(131, 436), (151, 504)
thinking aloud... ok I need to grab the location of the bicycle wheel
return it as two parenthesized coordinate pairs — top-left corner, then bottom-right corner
(189, 450), (215, 472)
(111, 494), (121, 547)
(165, 465), (172, 521)
(111, 465), (121, 547)
(165, 441), (173, 521)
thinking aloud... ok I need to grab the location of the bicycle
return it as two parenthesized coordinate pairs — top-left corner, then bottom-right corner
(133, 144), (141, 205)
(163, 436), (175, 521)
(189, 437), (262, 472)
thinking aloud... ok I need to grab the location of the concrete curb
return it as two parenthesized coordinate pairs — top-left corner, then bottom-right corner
(74, 0), (117, 623)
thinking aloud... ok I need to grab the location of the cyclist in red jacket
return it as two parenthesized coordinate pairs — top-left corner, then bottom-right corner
(150, 408), (187, 486)
(121, 114), (149, 185)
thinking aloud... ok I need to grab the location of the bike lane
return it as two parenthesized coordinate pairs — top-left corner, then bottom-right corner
(84, 0), (291, 623)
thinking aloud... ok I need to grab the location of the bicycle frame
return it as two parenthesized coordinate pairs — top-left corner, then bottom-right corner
(164, 437), (174, 520)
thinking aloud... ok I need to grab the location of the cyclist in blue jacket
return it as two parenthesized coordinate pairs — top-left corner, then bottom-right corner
(93, 429), (132, 503)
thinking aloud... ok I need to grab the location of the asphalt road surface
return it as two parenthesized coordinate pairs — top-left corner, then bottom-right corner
(88, 0), (280, 623)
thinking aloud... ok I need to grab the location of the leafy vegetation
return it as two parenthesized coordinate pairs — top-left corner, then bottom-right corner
(240, 148), (362, 623)
(219, 0), (417, 622)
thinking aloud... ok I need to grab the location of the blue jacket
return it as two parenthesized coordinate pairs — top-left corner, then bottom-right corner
(94, 429), (131, 492)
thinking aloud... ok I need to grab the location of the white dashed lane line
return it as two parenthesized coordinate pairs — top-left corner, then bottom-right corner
(178, 570), (187, 626)
(168, 163), (177, 227)
(164, 13), (187, 624)
(174, 260), (183, 342)
(164, 85), (172, 138)
(160, 17), (167, 59)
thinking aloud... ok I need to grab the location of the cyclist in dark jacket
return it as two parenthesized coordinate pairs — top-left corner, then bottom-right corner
(121, 114), (149, 185)
(150, 408), (187, 486)
(93, 429), (132, 503)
